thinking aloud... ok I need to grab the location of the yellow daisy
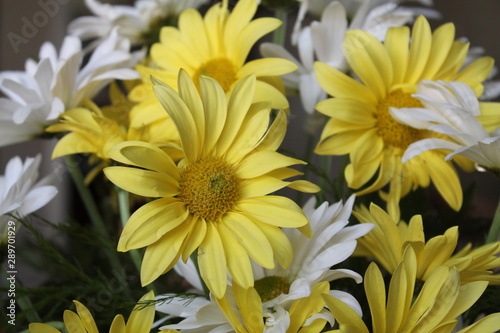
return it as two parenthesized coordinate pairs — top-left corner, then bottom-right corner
(104, 70), (319, 298)
(353, 203), (500, 285)
(314, 16), (499, 220)
(324, 247), (500, 333)
(46, 99), (127, 183)
(128, 0), (297, 135)
(46, 83), (181, 183)
(29, 291), (159, 333)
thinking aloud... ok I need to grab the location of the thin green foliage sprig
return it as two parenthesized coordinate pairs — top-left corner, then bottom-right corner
(11, 215), (147, 329)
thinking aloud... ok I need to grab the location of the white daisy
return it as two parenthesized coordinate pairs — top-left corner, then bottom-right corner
(0, 154), (58, 242)
(68, 0), (209, 47)
(0, 29), (142, 147)
(261, 0), (422, 121)
(390, 80), (500, 172)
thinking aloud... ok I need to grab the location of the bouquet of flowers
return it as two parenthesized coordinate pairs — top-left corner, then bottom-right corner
(1, 0), (500, 332)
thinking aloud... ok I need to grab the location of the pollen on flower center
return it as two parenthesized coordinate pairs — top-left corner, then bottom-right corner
(254, 276), (291, 302)
(178, 158), (240, 222)
(376, 89), (425, 151)
(194, 58), (238, 92)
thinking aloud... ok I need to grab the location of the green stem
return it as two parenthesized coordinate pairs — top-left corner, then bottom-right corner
(273, 8), (287, 46)
(318, 155), (332, 203)
(65, 156), (130, 296)
(117, 189), (143, 276)
(486, 197), (500, 243)
(66, 156), (108, 237)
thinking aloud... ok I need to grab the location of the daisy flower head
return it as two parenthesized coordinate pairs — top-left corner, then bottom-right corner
(104, 70), (319, 298)
(251, 195), (373, 311)
(129, 0), (297, 111)
(390, 80), (500, 174)
(354, 202), (500, 284)
(324, 246), (500, 333)
(0, 155), (57, 243)
(45, 83), (178, 184)
(29, 291), (161, 333)
(0, 30), (143, 147)
(261, 0), (419, 135)
(68, 0), (209, 48)
(314, 15), (498, 220)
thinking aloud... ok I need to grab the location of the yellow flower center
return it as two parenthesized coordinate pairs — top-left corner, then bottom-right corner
(178, 158), (240, 222)
(254, 276), (291, 302)
(194, 58), (238, 92)
(376, 89), (425, 151)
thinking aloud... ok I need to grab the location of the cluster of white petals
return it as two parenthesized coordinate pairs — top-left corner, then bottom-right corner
(68, 0), (209, 47)
(0, 155), (57, 240)
(0, 30), (143, 147)
(391, 80), (500, 172)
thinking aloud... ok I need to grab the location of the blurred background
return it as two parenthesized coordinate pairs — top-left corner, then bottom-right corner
(1, 0), (499, 288)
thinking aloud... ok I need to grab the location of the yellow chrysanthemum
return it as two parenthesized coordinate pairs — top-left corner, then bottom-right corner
(324, 247), (500, 333)
(314, 16), (500, 220)
(128, 0), (296, 143)
(46, 84), (181, 183)
(353, 203), (500, 285)
(29, 291), (159, 333)
(216, 281), (331, 333)
(104, 70), (319, 298)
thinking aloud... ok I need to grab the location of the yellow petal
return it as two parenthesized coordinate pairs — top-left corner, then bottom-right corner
(315, 98), (376, 123)
(73, 301), (98, 333)
(178, 69), (205, 149)
(254, 79), (289, 109)
(456, 313), (500, 333)
(52, 133), (96, 159)
(233, 284), (264, 332)
(198, 223), (227, 298)
(419, 23), (455, 80)
(364, 263), (386, 333)
(153, 77), (199, 162)
(422, 152), (462, 211)
(254, 109), (287, 152)
(109, 315), (126, 333)
(199, 75), (227, 155)
(29, 323), (62, 333)
(322, 294), (369, 333)
(107, 141), (179, 176)
(216, 75), (255, 154)
(117, 198), (189, 250)
(239, 58), (297, 78)
(181, 216), (207, 262)
(63, 310), (86, 333)
(217, 224), (253, 288)
(236, 151), (305, 179)
(126, 291), (156, 333)
(224, 102), (270, 163)
(104, 166), (178, 198)
(344, 30), (392, 99)
(253, 220), (293, 269)
(385, 26), (409, 85)
(141, 223), (191, 286)
(222, 212), (274, 268)
(314, 61), (377, 104)
(404, 16), (432, 84)
(237, 196), (308, 228)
